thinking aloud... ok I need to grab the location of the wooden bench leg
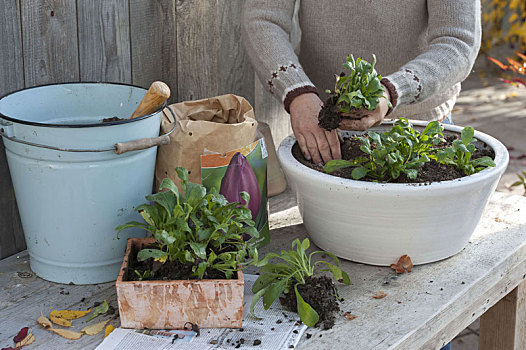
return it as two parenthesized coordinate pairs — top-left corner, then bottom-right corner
(479, 280), (526, 350)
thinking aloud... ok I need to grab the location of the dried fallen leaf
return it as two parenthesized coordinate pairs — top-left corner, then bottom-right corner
(390, 254), (413, 274)
(390, 263), (405, 274)
(50, 315), (72, 328)
(495, 217), (504, 223)
(86, 300), (109, 322)
(373, 291), (387, 299)
(81, 319), (110, 336)
(13, 327), (29, 343)
(343, 312), (356, 320)
(50, 308), (91, 320)
(15, 332), (35, 349)
(49, 328), (83, 340)
(11, 327), (35, 349)
(37, 314), (53, 329)
(104, 324), (115, 338)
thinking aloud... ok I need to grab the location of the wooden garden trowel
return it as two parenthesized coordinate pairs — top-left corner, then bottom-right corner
(129, 81), (171, 119)
(114, 81), (171, 154)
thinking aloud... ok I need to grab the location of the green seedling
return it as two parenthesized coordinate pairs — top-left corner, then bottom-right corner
(324, 119), (495, 182)
(117, 167), (259, 280)
(434, 126), (496, 176)
(510, 171), (526, 196)
(326, 54), (391, 112)
(134, 269), (150, 281)
(324, 119), (444, 181)
(250, 238), (350, 327)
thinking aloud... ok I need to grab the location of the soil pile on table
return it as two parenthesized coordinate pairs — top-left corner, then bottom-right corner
(292, 134), (495, 184)
(124, 244), (234, 281)
(280, 276), (341, 330)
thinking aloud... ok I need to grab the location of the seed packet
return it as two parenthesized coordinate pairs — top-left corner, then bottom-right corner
(201, 139), (269, 247)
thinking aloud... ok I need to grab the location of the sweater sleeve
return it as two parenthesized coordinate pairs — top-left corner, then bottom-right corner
(241, 0), (317, 112)
(382, 0), (481, 110)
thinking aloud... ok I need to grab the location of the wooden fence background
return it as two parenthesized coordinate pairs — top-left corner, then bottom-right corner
(0, 0), (291, 259)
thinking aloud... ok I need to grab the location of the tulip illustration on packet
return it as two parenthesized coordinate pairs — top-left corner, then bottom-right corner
(201, 139), (270, 247)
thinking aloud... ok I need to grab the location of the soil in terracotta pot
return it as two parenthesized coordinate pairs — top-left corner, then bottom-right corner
(292, 134), (495, 184)
(279, 276), (341, 330)
(124, 244), (236, 281)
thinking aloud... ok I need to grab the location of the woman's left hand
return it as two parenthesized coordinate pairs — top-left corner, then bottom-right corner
(339, 88), (391, 131)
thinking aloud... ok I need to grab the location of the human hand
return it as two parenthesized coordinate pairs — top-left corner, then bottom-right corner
(290, 93), (341, 164)
(339, 87), (391, 131)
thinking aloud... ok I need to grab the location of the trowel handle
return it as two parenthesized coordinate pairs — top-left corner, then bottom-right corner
(129, 81), (170, 119)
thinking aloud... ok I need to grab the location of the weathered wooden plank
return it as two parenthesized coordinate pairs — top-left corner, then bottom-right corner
(1, 193), (526, 349)
(129, 0), (178, 100)
(217, 0), (254, 105)
(254, 78), (292, 148)
(0, 0), (26, 260)
(175, 0), (218, 102)
(0, 0), (25, 97)
(0, 253), (117, 349)
(21, 0), (79, 86)
(479, 280), (526, 350)
(77, 0), (131, 83)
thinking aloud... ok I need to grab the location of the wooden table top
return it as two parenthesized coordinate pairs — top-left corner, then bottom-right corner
(1, 191), (525, 350)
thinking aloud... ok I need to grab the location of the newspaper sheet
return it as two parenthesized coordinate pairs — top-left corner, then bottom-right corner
(96, 274), (306, 350)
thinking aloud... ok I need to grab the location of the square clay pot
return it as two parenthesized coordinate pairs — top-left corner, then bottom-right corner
(116, 238), (244, 329)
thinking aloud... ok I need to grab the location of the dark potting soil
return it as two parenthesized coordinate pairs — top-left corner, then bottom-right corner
(102, 116), (125, 123)
(279, 276), (341, 330)
(292, 134), (496, 184)
(123, 243), (234, 282)
(318, 97), (342, 130)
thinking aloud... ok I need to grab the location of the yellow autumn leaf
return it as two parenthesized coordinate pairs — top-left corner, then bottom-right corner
(50, 308), (91, 320)
(104, 324), (115, 338)
(49, 328), (83, 340)
(15, 331), (35, 348)
(37, 313), (53, 328)
(81, 319), (110, 336)
(154, 255), (167, 263)
(509, 13), (519, 23)
(50, 315), (72, 328)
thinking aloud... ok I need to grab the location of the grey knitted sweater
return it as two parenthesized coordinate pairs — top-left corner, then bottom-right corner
(242, 0), (481, 121)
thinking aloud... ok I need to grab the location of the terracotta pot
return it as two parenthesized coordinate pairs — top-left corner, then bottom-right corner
(277, 120), (509, 266)
(116, 238), (244, 329)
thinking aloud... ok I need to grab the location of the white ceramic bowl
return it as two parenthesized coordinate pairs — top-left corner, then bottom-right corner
(277, 120), (509, 265)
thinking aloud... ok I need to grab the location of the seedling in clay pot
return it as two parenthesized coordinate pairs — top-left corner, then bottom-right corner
(115, 167), (260, 329)
(318, 54), (391, 130)
(250, 238), (350, 329)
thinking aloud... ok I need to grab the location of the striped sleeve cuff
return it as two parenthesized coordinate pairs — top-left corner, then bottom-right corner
(283, 85), (319, 113)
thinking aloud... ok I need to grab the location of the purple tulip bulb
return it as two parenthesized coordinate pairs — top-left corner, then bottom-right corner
(219, 152), (261, 219)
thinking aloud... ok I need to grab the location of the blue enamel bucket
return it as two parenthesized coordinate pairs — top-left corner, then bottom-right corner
(0, 83), (174, 284)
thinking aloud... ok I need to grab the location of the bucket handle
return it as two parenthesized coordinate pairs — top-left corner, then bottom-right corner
(0, 106), (176, 154)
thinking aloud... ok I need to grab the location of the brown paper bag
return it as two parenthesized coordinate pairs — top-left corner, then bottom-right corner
(155, 94), (258, 190)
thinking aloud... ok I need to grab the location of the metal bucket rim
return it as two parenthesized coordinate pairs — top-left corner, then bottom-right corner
(0, 82), (165, 128)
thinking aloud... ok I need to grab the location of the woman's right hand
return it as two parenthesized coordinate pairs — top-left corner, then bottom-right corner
(289, 93), (341, 165)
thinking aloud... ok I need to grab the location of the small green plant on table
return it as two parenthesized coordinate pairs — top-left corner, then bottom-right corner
(251, 238), (350, 328)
